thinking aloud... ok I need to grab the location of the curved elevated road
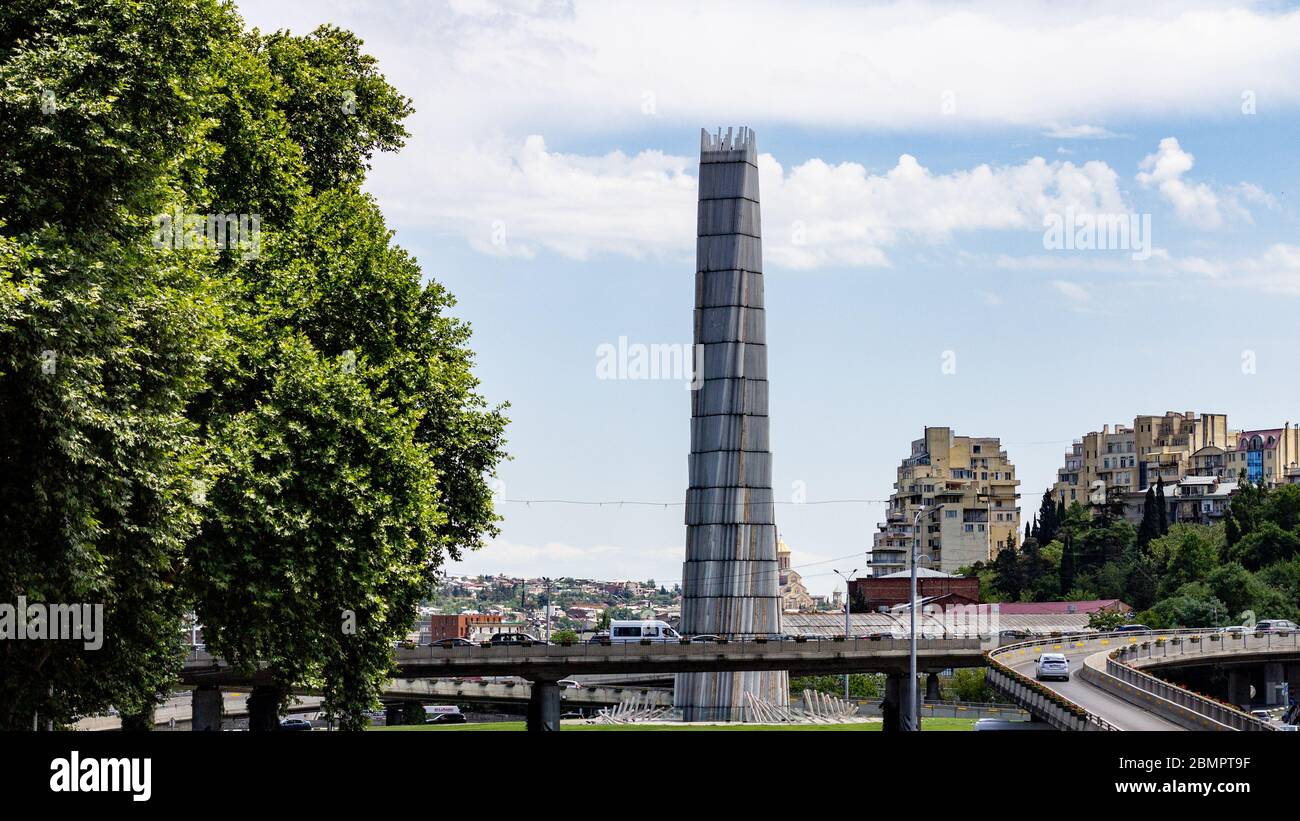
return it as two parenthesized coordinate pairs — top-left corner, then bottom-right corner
(1002, 641), (1183, 731)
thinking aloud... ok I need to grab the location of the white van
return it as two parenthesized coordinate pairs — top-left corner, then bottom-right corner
(423, 705), (466, 724)
(609, 620), (681, 643)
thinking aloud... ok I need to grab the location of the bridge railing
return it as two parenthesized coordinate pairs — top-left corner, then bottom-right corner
(987, 627), (1297, 731)
(985, 637), (1117, 731)
(391, 633), (981, 661)
(1104, 631), (1297, 731)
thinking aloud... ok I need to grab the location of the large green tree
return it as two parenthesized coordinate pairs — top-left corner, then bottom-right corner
(0, 0), (507, 730)
(0, 0), (236, 730)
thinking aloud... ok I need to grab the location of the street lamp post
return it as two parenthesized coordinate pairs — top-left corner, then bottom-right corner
(908, 505), (929, 732)
(543, 577), (552, 643)
(833, 568), (857, 700)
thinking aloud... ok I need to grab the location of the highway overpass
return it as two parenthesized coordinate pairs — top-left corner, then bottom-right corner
(177, 630), (1297, 731)
(987, 629), (1296, 731)
(180, 637), (984, 731)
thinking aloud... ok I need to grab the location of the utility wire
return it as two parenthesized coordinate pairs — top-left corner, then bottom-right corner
(502, 498), (891, 507)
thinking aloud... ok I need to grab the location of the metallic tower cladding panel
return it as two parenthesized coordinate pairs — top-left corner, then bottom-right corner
(675, 127), (788, 721)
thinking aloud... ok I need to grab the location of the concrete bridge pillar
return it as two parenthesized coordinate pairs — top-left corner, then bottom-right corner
(878, 675), (909, 732)
(192, 685), (222, 731)
(384, 703), (405, 727)
(1228, 669), (1251, 707)
(926, 672), (941, 702)
(527, 679), (561, 731)
(1263, 662), (1287, 707)
(247, 685), (282, 731)
(1285, 662), (1300, 687)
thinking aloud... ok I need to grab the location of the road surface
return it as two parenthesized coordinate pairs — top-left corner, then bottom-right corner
(1006, 645), (1183, 731)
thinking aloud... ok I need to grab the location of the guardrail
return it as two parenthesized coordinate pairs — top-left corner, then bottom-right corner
(1100, 631), (1298, 731)
(185, 633), (975, 663)
(184, 635), (986, 685)
(985, 641), (1116, 731)
(987, 627), (1298, 731)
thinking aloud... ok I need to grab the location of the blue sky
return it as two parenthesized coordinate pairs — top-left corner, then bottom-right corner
(238, 0), (1300, 595)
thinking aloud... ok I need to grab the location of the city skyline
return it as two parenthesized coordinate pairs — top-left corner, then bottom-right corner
(236, 0), (1300, 596)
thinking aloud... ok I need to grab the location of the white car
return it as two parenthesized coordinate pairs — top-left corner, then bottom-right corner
(1255, 619), (1297, 633)
(1035, 653), (1070, 681)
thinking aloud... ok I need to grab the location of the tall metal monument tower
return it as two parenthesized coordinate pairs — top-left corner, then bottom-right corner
(675, 127), (788, 721)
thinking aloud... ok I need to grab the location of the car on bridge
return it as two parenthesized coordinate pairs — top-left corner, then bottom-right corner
(1256, 619), (1298, 633)
(488, 632), (549, 646)
(1113, 624), (1150, 633)
(610, 620), (681, 643)
(430, 636), (476, 648)
(1035, 653), (1070, 681)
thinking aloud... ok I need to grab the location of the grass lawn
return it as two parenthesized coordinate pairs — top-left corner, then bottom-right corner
(371, 717), (974, 732)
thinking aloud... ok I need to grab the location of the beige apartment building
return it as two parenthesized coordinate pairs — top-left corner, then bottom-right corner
(870, 427), (1021, 577)
(1052, 411), (1231, 505)
(1049, 412), (1300, 528)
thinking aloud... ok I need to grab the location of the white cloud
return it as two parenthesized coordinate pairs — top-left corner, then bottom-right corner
(1043, 123), (1119, 140)
(1137, 137), (1223, 228)
(1149, 244), (1300, 294)
(987, 242), (1300, 298)
(1133, 137), (1273, 230)
(375, 135), (698, 261)
(449, 538), (684, 582)
(237, 1), (1300, 139)
(1051, 280), (1090, 302)
(374, 135), (1130, 268)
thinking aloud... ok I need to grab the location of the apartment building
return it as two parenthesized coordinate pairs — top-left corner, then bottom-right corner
(1052, 411), (1231, 505)
(870, 427), (1020, 576)
(1224, 426), (1300, 485)
(1048, 412), (1300, 528)
(1171, 475), (1239, 525)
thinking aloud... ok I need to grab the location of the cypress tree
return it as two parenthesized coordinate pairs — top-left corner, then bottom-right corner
(1136, 486), (1158, 548)
(1059, 536), (1076, 594)
(1037, 489), (1059, 544)
(1155, 476), (1169, 535)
